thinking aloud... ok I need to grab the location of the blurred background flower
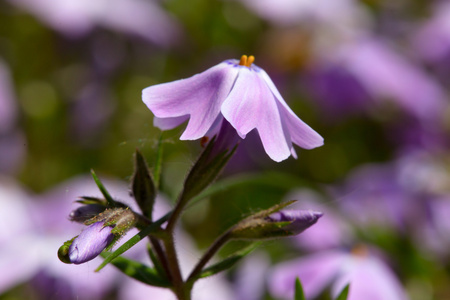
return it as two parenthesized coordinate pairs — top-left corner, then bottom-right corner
(1, 0), (450, 299)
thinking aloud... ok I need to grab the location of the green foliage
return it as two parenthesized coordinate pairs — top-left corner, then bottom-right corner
(182, 137), (236, 201)
(335, 284), (350, 300)
(294, 278), (306, 300)
(132, 149), (156, 219)
(106, 255), (170, 287)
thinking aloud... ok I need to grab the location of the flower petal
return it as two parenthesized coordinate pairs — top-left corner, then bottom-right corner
(268, 250), (346, 299)
(142, 62), (238, 140)
(260, 69), (324, 149)
(221, 68), (291, 162)
(153, 115), (189, 130)
(331, 256), (408, 300)
(69, 222), (114, 264)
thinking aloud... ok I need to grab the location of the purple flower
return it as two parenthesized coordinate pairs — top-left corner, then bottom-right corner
(68, 221), (115, 264)
(326, 39), (446, 121)
(9, 0), (182, 47)
(269, 248), (409, 300)
(266, 210), (323, 235)
(142, 55), (324, 162)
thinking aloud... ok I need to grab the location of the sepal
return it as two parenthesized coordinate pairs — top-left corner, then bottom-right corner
(294, 277), (306, 300)
(58, 237), (76, 264)
(132, 149), (156, 219)
(182, 136), (236, 201)
(335, 284), (350, 300)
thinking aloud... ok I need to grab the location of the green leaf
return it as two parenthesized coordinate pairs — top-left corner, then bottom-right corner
(90, 169), (117, 207)
(294, 278), (306, 300)
(95, 212), (170, 272)
(105, 255), (170, 287)
(76, 196), (106, 205)
(335, 284), (350, 300)
(132, 149), (156, 219)
(198, 242), (260, 279)
(147, 244), (167, 279)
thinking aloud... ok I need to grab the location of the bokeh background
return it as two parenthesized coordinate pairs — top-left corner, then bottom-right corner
(1, 0), (450, 299)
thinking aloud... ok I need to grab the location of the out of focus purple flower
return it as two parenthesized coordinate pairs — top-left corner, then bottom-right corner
(0, 61), (26, 174)
(69, 83), (116, 147)
(309, 39), (447, 122)
(415, 196), (450, 259)
(234, 252), (270, 300)
(142, 55), (323, 162)
(269, 248), (409, 300)
(334, 163), (414, 231)
(412, 2), (450, 72)
(306, 64), (373, 119)
(9, 0), (182, 47)
(284, 189), (354, 251)
(68, 221), (115, 264)
(238, 0), (370, 36)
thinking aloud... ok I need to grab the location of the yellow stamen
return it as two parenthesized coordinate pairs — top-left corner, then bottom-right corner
(351, 244), (369, 257)
(239, 55), (248, 66)
(238, 55), (255, 67)
(247, 55), (255, 66)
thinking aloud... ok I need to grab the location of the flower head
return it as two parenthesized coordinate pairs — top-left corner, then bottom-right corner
(68, 221), (115, 264)
(142, 55), (323, 162)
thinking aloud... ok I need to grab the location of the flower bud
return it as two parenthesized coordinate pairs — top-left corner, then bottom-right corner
(230, 209), (323, 240)
(265, 210), (323, 235)
(61, 207), (138, 265)
(68, 221), (115, 264)
(69, 204), (106, 223)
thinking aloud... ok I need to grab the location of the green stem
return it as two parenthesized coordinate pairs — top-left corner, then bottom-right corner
(149, 237), (171, 280)
(163, 233), (188, 300)
(187, 231), (232, 282)
(165, 194), (188, 233)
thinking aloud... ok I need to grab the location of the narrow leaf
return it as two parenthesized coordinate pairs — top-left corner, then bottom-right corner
(105, 255), (170, 287)
(335, 284), (350, 300)
(147, 244), (167, 279)
(76, 196), (106, 205)
(199, 242), (260, 279)
(95, 212), (170, 272)
(91, 169), (117, 207)
(294, 277), (306, 300)
(132, 149), (156, 219)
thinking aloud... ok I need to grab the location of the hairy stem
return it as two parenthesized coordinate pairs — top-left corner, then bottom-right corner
(163, 233), (189, 300)
(187, 231), (232, 282)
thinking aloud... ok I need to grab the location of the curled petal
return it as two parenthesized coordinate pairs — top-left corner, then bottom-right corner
(153, 115), (189, 130)
(260, 69), (324, 149)
(221, 68), (291, 162)
(142, 63), (238, 140)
